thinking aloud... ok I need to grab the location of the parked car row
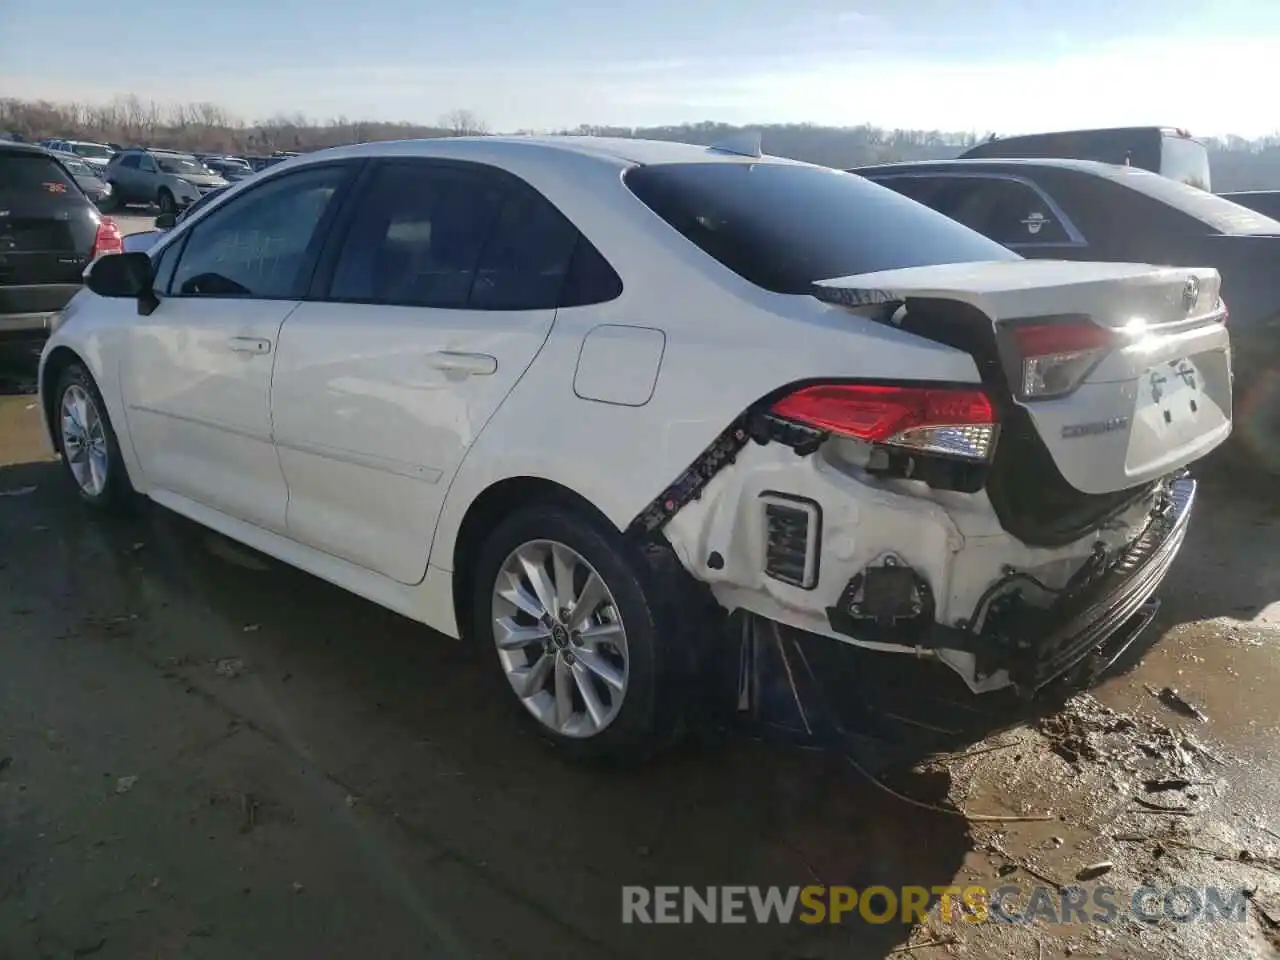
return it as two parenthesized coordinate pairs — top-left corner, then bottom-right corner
(35, 135), (1231, 761)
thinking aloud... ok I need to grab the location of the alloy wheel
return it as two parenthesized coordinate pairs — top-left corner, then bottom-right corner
(60, 384), (109, 497)
(491, 539), (630, 738)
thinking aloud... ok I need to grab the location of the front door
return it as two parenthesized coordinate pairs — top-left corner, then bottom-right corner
(270, 158), (581, 584)
(120, 162), (356, 532)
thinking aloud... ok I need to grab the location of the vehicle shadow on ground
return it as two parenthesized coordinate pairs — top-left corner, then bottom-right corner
(0, 452), (1273, 959)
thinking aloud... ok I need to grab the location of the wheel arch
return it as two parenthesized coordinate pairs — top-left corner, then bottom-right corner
(448, 475), (619, 640)
(40, 345), (87, 453)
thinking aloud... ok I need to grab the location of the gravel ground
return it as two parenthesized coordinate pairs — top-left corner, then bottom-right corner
(1, 355), (1278, 959)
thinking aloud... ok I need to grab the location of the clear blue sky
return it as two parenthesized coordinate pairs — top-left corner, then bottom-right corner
(1, 0), (1276, 135)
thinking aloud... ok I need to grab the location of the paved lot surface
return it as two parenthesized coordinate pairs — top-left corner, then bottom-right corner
(1, 352), (1278, 959)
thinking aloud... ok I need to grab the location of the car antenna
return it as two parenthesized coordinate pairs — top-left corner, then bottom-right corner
(708, 130), (763, 158)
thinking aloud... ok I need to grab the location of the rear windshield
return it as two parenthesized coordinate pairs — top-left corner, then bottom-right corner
(157, 155), (211, 175)
(58, 155), (93, 177)
(624, 162), (1018, 294)
(71, 142), (113, 159)
(1107, 166), (1280, 235)
(0, 151), (79, 195)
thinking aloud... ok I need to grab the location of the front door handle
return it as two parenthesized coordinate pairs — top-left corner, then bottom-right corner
(427, 351), (497, 377)
(228, 336), (271, 355)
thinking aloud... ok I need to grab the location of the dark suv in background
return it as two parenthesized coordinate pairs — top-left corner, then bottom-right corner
(0, 143), (123, 346)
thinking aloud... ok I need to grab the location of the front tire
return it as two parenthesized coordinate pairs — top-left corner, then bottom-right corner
(470, 504), (696, 762)
(156, 188), (176, 216)
(55, 364), (135, 511)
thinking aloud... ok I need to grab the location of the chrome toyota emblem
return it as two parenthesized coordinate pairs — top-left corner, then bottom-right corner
(1181, 276), (1200, 313)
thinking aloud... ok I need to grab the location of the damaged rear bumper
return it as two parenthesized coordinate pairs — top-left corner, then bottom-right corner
(827, 477), (1195, 694)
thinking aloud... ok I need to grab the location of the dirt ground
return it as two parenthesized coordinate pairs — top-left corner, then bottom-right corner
(1, 349), (1278, 960)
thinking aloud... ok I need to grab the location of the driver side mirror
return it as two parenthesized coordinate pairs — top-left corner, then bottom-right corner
(154, 211), (177, 230)
(84, 252), (160, 316)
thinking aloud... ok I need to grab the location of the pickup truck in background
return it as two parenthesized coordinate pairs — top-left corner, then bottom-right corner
(854, 157), (1280, 468)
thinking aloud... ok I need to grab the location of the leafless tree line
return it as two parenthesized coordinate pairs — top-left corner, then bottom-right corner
(0, 95), (490, 155)
(5, 94), (1280, 188)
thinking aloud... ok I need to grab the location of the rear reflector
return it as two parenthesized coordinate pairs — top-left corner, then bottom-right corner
(91, 217), (124, 259)
(1009, 320), (1112, 400)
(770, 383), (999, 461)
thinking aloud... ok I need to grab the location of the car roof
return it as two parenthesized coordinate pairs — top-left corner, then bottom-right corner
(0, 141), (61, 157)
(853, 157), (1128, 177)
(301, 135), (811, 170)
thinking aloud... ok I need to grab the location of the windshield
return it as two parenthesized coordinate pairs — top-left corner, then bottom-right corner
(1107, 165), (1280, 235)
(624, 162), (1019, 294)
(157, 155), (212, 175)
(1160, 134), (1212, 191)
(57, 155), (93, 177)
(71, 142), (113, 159)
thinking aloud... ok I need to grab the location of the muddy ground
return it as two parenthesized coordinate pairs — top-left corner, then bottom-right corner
(1, 350), (1278, 960)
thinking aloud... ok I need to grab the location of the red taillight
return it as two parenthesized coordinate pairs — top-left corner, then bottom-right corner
(770, 383), (999, 461)
(91, 217), (124, 259)
(1009, 320), (1112, 400)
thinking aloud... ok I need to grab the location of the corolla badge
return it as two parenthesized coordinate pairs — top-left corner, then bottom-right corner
(1181, 276), (1200, 313)
(1062, 416), (1130, 439)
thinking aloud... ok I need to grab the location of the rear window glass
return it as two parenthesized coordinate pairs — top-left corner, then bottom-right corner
(624, 162), (1018, 294)
(157, 155), (211, 176)
(1159, 135), (1211, 191)
(0, 152), (79, 195)
(1107, 166), (1280, 235)
(58, 155), (93, 177)
(71, 143), (113, 159)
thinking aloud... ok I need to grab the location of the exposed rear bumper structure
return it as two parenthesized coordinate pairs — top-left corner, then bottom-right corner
(821, 477), (1194, 694)
(735, 479), (1194, 750)
(998, 477), (1193, 692)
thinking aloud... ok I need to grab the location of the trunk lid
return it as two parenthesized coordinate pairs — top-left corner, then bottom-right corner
(813, 259), (1232, 497)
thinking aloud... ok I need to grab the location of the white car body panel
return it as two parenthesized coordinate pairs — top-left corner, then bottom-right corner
(816, 261), (1232, 494)
(270, 301), (557, 585)
(38, 136), (1232, 696)
(120, 297), (295, 533)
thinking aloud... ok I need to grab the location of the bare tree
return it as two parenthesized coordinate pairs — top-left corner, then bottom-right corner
(440, 109), (489, 137)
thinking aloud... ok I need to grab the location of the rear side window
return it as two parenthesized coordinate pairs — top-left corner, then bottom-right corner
(329, 163), (505, 309)
(328, 161), (601, 311)
(624, 162), (1018, 294)
(119, 154), (140, 169)
(926, 177), (1073, 245)
(0, 152), (78, 196)
(470, 184), (579, 310)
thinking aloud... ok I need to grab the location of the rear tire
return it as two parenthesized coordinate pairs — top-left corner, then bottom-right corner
(54, 364), (135, 512)
(470, 503), (701, 763)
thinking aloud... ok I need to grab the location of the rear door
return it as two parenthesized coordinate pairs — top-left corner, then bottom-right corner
(0, 149), (97, 322)
(109, 153), (141, 201)
(271, 158), (580, 584)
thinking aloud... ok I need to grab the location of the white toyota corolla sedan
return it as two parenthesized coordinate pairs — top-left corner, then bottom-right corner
(39, 135), (1232, 760)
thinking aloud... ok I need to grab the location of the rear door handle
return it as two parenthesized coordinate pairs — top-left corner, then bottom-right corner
(427, 351), (497, 377)
(228, 336), (271, 355)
